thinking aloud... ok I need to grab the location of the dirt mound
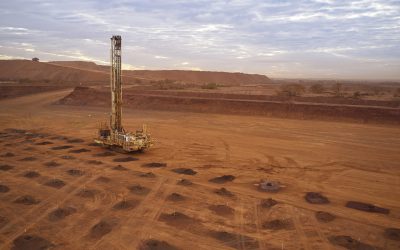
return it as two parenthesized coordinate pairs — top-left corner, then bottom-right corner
(89, 218), (118, 239)
(1, 152), (15, 157)
(48, 206), (77, 221)
(257, 180), (281, 192)
(345, 201), (389, 214)
(66, 138), (84, 143)
(142, 162), (167, 168)
(305, 192), (330, 204)
(67, 169), (84, 176)
(214, 187), (235, 198)
(177, 179), (193, 186)
(94, 151), (115, 157)
(69, 148), (91, 153)
(34, 141), (53, 145)
(315, 211), (336, 222)
(113, 156), (138, 162)
(208, 205), (234, 217)
(0, 216), (8, 228)
(0, 164), (14, 171)
(19, 157), (37, 162)
(139, 239), (179, 250)
(14, 195), (40, 205)
(167, 193), (186, 202)
(51, 145), (73, 150)
(96, 176), (111, 183)
(12, 234), (54, 250)
(44, 179), (66, 189)
(328, 235), (376, 250)
(60, 155), (75, 160)
(76, 189), (99, 199)
(0, 184), (10, 193)
(87, 160), (103, 165)
(159, 212), (198, 229)
(171, 168), (197, 175)
(139, 172), (156, 178)
(23, 171), (40, 178)
(113, 199), (140, 210)
(128, 185), (150, 195)
(261, 198), (278, 208)
(44, 161), (62, 168)
(262, 219), (293, 230)
(209, 230), (259, 249)
(209, 175), (235, 184)
(113, 165), (128, 171)
(384, 228), (400, 241)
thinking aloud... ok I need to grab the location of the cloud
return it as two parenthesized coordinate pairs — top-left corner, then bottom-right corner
(0, 0), (399, 80)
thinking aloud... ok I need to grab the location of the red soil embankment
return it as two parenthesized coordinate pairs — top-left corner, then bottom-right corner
(58, 87), (400, 124)
(0, 86), (67, 99)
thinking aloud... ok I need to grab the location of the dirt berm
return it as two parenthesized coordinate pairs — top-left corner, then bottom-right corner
(58, 87), (400, 124)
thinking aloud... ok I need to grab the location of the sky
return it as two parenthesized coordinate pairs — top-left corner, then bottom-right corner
(0, 0), (399, 80)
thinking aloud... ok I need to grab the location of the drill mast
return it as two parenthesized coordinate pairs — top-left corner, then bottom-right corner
(110, 35), (122, 132)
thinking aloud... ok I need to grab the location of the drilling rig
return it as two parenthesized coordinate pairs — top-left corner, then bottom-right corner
(94, 35), (153, 152)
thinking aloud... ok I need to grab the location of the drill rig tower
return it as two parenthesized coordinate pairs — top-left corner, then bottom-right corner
(95, 35), (153, 152)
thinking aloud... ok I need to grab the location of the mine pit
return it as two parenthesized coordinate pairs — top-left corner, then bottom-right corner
(315, 211), (336, 222)
(171, 168), (197, 175)
(0, 184), (10, 193)
(214, 187), (235, 198)
(262, 219), (293, 230)
(67, 169), (84, 176)
(44, 179), (66, 189)
(51, 145), (74, 150)
(142, 162), (167, 168)
(94, 151), (115, 157)
(384, 228), (400, 241)
(261, 198), (278, 208)
(48, 206), (77, 221)
(113, 165), (128, 171)
(167, 193), (186, 202)
(209, 175), (235, 184)
(139, 172), (156, 178)
(139, 239), (179, 250)
(0, 164), (14, 171)
(76, 189), (99, 199)
(128, 185), (150, 195)
(208, 204), (234, 217)
(23, 171), (40, 178)
(44, 161), (62, 168)
(113, 156), (138, 162)
(328, 235), (376, 250)
(69, 148), (91, 153)
(209, 230), (259, 249)
(89, 218), (118, 239)
(1, 152), (15, 157)
(345, 201), (389, 214)
(19, 156), (37, 161)
(112, 199), (140, 210)
(14, 195), (40, 205)
(305, 192), (330, 204)
(12, 234), (54, 250)
(177, 179), (192, 186)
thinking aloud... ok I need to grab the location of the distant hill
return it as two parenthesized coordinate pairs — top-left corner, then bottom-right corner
(0, 60), (272, 85)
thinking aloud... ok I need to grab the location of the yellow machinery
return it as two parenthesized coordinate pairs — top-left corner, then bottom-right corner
(95, 35), (153, 152)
